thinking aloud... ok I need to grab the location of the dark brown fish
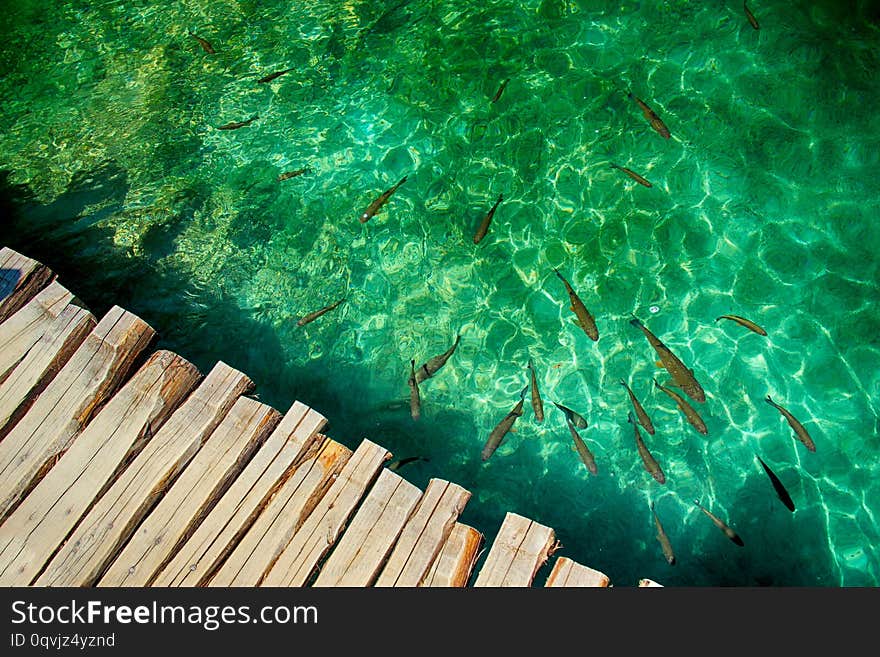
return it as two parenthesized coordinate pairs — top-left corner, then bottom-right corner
(630, 317), (705, 403)
(408, 359), (421, 421)
(553, 268), (599, 341)
(388, 456), (429, 471)
(566, 418), (598, 475)
(693, 500), (744, 547)
(491, 78), (510, 103)
(359, 175), (408, 223)
(473, 193), (503, 244)
(654, 378), (708, 435)
(414, 334), (461, 384)
(217, 115), (259, 130)
(481, 386), (527, 462)
(296, 298), (345, 326)
(527, 358), (544, 423)
(258, 67), (294, 84)
(765, 395), (816, 452)
(620, 379), (655, 435)
(756, 455), (795, 512)
(189, 31), (216, 54)
(552, 401), (588, 429)
(627, 92), (671, 139)
(629, 412), (665, 484)
(651, 501), (676, 565)
(715, 314), (767, 336)
(744, 2), (760, 30)
(278, 167), (311, 182)
(610, 163), (653, 188)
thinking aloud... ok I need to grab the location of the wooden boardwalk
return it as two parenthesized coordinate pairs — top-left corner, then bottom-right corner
(0, 247), (662, 588)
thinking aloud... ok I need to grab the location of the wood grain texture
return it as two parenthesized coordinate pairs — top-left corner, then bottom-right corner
(545, 557), (611, 587)
(0, 351), (200, 585)
(422, 523), (483, 587)
(473, 512), (556, 587)
(0, 247), (55, 323)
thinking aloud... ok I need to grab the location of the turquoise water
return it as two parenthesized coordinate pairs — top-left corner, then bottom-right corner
(1, 0), (878, 586)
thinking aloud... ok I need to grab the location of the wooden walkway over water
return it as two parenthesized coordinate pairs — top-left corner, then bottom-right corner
(0, 246), (660, 587)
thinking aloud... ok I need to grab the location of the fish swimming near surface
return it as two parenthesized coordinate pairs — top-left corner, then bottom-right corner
(258, 67), (294, 84)
(553, 268), (599, 341)
(473, 193), (503, 244)
(414, 334), (461, 384)
(491, 78), (510, 103)
(566, 417), (598, 475)
(217, 115), (259, 130)
(527, 358), (544, 422)
(715, 314), (767, 336)
(189, 30), (216, 54)
(627, 92), (671, 139)
(744, 1), (760, 30)
(650, 501), (676, 565)
(278, 167), (311, 182)
(693, 500), (744, 547)
(630, 316), (706, 403)
(388, 456), (430, 472)
(408, 359), (421, 421)
(765, 395), (816, 452)
(653, 378), (708, 435)
(629, 412), (665, 484)
(553, 401), (588, 429)
(620, 379), (655, 435)
(296, 298), (346, 326)
(756, 455), (795, 512)
(481, 386), (528, 462)
(610, 163), (653, 188)
(359, 175), (408, 223)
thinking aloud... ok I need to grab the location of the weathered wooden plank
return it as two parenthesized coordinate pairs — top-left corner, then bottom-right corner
(153, 402), (327, 587)
(0, 281), (78, 381)
(260, 439), (391, 587)
(98, 396), (280, 586)
(422, 523), (483, 587)
(0, 306), (155, 521)
(375, 478), (471, 587)
(639, 578), (663, 587)
(313, 469), (421, 587)
(0, 351), (200, 586)
(473, 512), (556, 587)
(545, 557), (611, 587)
(0, 298), (95, 440)
(209, 435), (351, 587)
(0, 247), (55, 323)
(34, 362), (253, 587)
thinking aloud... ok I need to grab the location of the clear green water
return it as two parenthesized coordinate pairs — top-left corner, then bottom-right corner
(1, 0), (878, 586)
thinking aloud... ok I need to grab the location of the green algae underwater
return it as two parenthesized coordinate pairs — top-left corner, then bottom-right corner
(1, 0), (878, 587)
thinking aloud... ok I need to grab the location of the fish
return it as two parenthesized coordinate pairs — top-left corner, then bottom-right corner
(629, 412), (665, 484)
(756, 455), (795, 512)
(189, 30), (216, 54)
(650, 501), (676, 565)
(414, 334), (461, 384)
(295, 298), (346, 327)
(527, 358), (544, 422)
(553, 269), (599, 341)
(627, 92), (671, 139)
(388, 456), (430, 472)
(653, 378), (708, 435)
(567, 417), (598, 475)
(620, 379), (655, 435)
(630, 317), (705, 403)
(481, 386), (528, 462)
(359, 175), (408, 223)
(715, 314), (767, 336)
(258, 67), (294, 84)
(744, 1), (760, 30)
(491, 78), (510, 103)
(552, 401), (588, 429)
(610, 163), (653, 188)
(765, 395), (816, 452)
(408, 359), (421, 421)
(217, 115), (259, 130)
(278, 167), (311, 182)
(693, 500), (744, 547)
(473, 193), (503, 244)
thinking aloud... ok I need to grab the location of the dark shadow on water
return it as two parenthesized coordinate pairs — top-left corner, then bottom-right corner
(0, 268), (22, 303)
